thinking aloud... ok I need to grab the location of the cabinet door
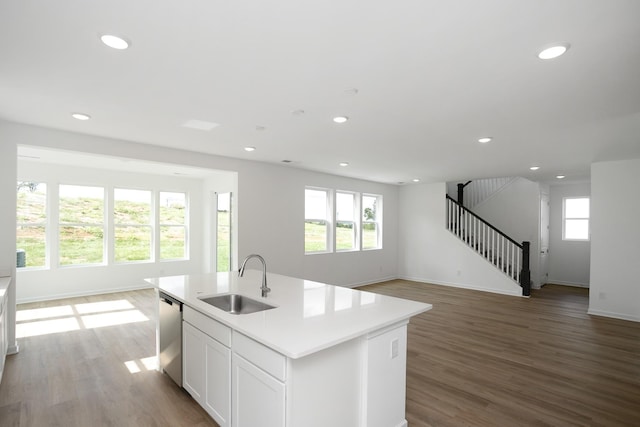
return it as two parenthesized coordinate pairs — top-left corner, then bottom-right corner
(232, 354), (285, 427)
(183, 321), (205, 403)
(204, 334), (231, 427)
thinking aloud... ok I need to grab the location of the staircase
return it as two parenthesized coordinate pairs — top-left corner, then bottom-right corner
(446, 195), (531, 296)
(448, 177), (517, 210)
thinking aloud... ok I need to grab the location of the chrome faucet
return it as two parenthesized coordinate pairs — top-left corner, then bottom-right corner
(238, 254), (271, 297)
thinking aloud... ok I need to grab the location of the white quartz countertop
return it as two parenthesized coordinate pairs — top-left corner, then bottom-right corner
(146, 271), (432, 359)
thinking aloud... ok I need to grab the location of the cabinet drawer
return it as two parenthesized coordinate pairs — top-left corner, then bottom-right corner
(184, 306), (231, 347)
(233, 332), (286, 381)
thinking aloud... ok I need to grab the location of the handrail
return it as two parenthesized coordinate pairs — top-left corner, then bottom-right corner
(446, 195), (522, 248)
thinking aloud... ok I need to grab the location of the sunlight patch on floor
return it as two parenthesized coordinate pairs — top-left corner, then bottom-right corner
(16, 299), (150, 338)
(16, 305), (75, 322)
(81, 310), (148, 329)
(17, 317), (81, 337)
(124, 356), (158, 374)
(74, 300), (135, 314)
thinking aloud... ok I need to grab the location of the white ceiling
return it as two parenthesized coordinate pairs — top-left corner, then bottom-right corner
(2, 0), (640, 184)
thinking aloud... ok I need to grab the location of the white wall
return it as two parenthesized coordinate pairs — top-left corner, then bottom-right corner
(0, 135), (18, 353)
(397, 182), (522, 296)
(547, 182), (591, 287)
(16, 161), (211, 302)
(589, 159), (640, 322)
(236, 161), (398, 287)
(2, 121), (399, 292)
(472, 177), (543, 288)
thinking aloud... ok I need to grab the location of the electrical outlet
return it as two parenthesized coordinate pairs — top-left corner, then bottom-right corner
(391, 339), (399, 359)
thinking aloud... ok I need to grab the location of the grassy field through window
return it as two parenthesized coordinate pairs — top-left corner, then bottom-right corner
(17, 192), (188, 267)
(305, 222), (378, 252)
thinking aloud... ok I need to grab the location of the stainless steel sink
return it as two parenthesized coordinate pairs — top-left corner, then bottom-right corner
(198, 294), (276, 315)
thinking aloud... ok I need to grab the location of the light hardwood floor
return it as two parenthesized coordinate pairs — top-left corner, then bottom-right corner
(0, 289), (218, 427)
(0, 282), (638, 426)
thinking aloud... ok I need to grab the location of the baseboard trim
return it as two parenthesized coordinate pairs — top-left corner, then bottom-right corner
(343, 275), (398, 289)
(7, 343), (19, 355)
(17, 283), (154, 304)
(546, 280), (589, 288)
(396, 275), (523, 297)
(587, 309), (640, 323)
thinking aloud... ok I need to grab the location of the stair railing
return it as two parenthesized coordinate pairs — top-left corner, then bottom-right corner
(446, 195), (531, 296)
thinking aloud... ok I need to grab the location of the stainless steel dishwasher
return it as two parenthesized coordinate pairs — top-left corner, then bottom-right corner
(159, 292), (182, 387)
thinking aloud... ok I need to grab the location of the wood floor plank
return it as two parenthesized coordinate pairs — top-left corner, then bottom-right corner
(0, 289), (219, 427)
(1, 282), (639, 426)
(360, 281), (640, 427)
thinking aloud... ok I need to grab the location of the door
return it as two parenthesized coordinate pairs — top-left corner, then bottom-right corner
(539, 193), (550, 286)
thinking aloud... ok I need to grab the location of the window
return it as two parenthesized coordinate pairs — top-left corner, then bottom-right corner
(216, 192), (232, 272)
(563, 197), (590, 240)
(59, 185), (105, 265)
(159, 192), (187, 259)
(16, 182), (47, 268)
(336, 191), (357, 251)
(114, 188), (152, 262)
(362, 194), (382, 250)
(305, 188), (330, 253)
(305, 188), (383, 253)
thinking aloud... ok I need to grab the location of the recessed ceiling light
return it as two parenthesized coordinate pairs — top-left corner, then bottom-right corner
(412, 178), (421, 182)
(538, 43), (569, 60)
(182, 119), (219, 131)
(556, 175), (566, 179)
(100, 34), (130, 50)
(244, 147), (256, 152)
(530, 166), (540, 171)
(333, 116), (349, 123)
(478, 137), (492, 144)
(339, 162), (349, 167)
(71, 113), (91, 121)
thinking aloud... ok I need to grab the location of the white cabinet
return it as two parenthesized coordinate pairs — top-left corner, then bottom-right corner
(183, 321), (205, 402)
(179, 302), (410, 427)
(232, 353), (285, 427)
(183, 307), (231, 427)
(204, 334), (231, 424)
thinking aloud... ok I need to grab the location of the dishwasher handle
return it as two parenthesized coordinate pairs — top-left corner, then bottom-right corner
(159, 292), (183, 311)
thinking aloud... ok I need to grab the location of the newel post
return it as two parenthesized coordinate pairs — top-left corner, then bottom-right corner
(457, 183), (465, 206)
(520, 241), (531, 297)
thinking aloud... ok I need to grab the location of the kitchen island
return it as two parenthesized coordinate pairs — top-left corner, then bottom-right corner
(146, 271), (431, 427)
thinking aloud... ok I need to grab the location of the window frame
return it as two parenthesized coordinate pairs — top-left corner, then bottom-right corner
(361, 193), (382, 250)
(562, 196), (590, 241)
(158, 191), (189, 261)
(58, 184), (106, 267)
(304, 187), (332, 254)
(335, 190), (359, 252)
(16, 182), (48, 269)
(305, 187), (383, 254)
(113, 188), (153, 264)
